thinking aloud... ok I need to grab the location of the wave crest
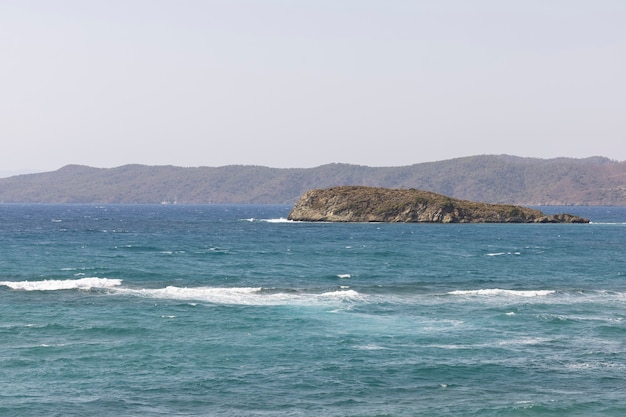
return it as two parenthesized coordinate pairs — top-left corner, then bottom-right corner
(115, 286), (363, 306)
(0, 278), (122, 291)
(448, 289), (555, 297)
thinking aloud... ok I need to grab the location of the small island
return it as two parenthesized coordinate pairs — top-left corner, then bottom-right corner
(287, 186), (589, 223)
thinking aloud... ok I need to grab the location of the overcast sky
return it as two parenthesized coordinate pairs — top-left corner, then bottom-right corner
(2, 0), (625, 175)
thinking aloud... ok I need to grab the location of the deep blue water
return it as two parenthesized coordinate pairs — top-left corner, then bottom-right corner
(1, 204), (625, 416)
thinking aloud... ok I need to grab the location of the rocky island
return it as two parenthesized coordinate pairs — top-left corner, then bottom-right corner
(287, 186), (589, 223)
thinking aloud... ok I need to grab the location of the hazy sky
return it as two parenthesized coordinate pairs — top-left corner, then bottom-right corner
(2, 0), (625, 175)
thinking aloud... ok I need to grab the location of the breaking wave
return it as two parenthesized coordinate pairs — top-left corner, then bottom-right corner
(0, 277), (122, 291)
(114, 286), (364, 306)
(241, 218), (294, 223)
(448, 289), (556, 297)
(0, 278), (363, 306)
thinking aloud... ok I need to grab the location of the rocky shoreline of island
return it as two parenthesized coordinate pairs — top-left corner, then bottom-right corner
(288, 186), (590, 223)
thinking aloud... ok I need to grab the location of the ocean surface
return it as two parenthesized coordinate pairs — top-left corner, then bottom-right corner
(1, 204), (625, 416)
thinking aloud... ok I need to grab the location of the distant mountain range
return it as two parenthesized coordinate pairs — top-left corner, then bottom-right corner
(0, 155), (624, 205)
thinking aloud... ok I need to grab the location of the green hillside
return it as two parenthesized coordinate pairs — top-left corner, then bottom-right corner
(0, 155), (624, 205)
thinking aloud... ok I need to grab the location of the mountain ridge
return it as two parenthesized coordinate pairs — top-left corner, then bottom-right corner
(0, 155), (624, 205)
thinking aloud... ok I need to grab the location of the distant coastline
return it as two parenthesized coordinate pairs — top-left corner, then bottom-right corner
(0, 155), (624, 205)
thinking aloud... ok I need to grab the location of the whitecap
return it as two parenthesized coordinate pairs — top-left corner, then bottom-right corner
(116, 286), (262, 304)
(114, 286), (364, 306)
(318, 289), (363, 300)
(565, 361), (626, 371)
(0, 277), (122, 291)
(242, 217), (293, 223)
(448, 289), (555, 297)
(337, 274), (351, 279)
(261, 218), (293, 223)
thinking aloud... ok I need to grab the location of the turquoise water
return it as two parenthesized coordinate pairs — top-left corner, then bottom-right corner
(1, 204), (625, 416)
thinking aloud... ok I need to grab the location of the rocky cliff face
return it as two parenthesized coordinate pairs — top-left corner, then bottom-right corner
(288, 186), (589, 223)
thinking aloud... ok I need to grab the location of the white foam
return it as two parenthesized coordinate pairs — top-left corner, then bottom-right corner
(113, 286), (363, 306)
(261, 218), (293, 223)
(0, 277), (122, 291)
(565, 361), (626, 371)
(240, 217), (293, 223)
(448, 289), (555, 297)
(337, 274), (351, 279)
(116, 286), (262, 304)
(318, 289), (363, 300)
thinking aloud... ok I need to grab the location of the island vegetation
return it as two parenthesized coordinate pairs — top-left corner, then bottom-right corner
(288, 186), (590, 223)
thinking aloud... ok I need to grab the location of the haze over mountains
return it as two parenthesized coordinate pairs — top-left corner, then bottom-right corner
(0, 155), (624, 205)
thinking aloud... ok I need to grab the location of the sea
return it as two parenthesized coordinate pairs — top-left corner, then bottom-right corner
(1, 204), (625, 416)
